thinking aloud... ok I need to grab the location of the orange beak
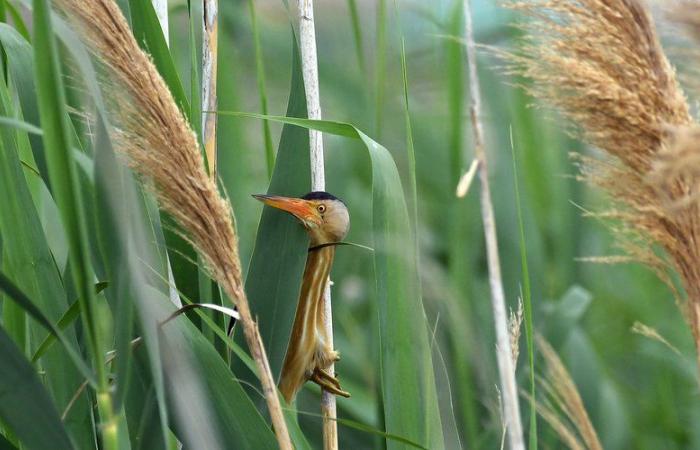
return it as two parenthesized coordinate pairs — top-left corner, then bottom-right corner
(253, 194), (321, 227)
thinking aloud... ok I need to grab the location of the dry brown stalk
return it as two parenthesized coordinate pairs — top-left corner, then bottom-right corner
(53, 1), (292, 448)
(506, 0), (700, 371)
(534, 336), (603, 450)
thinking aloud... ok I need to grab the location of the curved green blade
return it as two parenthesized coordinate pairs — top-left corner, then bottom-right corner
(239, 35), (310, 379)
(0, 324), (74, 450)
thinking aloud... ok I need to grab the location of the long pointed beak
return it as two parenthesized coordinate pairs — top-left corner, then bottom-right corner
(253, 194), (319, 226)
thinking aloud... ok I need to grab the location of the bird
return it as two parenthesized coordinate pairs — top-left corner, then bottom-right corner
(253, 191), (351, 403)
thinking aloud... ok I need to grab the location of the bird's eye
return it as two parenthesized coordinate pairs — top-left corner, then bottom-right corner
(317, 204), (326, 213)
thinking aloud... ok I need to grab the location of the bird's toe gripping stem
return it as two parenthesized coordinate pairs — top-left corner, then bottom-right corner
(311, 368), (350, 398)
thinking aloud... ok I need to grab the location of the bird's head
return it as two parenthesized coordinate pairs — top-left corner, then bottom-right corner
(253, 191), (350, 245)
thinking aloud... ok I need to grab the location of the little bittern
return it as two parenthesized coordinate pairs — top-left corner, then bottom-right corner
(254, 191), (351, 403)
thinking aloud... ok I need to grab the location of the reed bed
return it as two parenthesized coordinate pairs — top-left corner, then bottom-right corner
(0, 1), (698, 449)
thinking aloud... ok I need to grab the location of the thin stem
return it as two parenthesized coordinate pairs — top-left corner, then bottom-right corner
(248, 0), (275, 177)
(298, 1), (338, 449)
(462, 1), (525, 449)
(202, 0), (218, 178)
(226, 277), (293, 450)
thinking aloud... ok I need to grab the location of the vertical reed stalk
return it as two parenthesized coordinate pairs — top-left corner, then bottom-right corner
(298, 1), (337, 448)
(462, 1), (524, 448)
(202, 0), (218, 178)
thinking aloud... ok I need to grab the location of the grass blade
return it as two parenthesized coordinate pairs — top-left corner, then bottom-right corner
(247, 0), (274, 176)
(0, 65), (96, 446)
(31, 0), (118, 446)
(31, 281), (109, 363)
(511, 130), (537, 447)
(0, 324), (74, 450)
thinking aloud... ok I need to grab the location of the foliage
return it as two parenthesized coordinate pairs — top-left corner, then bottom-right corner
(0, 1), (698, 449)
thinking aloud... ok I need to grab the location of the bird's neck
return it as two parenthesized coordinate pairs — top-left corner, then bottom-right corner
(301, 245), (335, 305)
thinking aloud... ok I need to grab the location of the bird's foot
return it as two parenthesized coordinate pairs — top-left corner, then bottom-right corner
(317, 347), (341, 368)
(311, 368), (350, 398)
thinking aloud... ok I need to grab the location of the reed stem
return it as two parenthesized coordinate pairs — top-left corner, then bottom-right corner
(202, 0), (218, 178)
(462, 1), (524, 448)
(298, 1), (338, 448)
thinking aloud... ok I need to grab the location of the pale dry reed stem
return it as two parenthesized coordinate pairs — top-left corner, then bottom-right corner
(506, 0), (700, 372)
(534, 337), (602, 450)
(202, 0), (218, 178)
(297, 1), (338, 448)
(463, 0), (525, 449)
(53, 1), (292, 448)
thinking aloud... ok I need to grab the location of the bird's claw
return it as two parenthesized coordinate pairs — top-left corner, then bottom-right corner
(311, 368), (351, 398)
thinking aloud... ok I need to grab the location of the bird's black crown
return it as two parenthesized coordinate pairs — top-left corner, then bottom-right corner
(301, 191), (345, 204)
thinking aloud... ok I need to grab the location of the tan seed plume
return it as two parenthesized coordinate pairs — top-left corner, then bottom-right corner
(52, 0), (292, 448)
(533, 336), (602, 450)
(505, 0), (700, 371)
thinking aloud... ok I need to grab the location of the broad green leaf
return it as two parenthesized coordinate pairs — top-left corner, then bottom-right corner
(0, 324), (74, 450)
(237, 37), (310, 380)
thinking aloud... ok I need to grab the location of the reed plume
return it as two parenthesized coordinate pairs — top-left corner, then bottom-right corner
(533, 337), (602, 450)
(52, 1), (292, 448)
(506, 0), (700, 370)
(669, 1), (700, 41)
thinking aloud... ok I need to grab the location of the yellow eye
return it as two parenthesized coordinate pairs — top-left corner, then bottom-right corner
(317, 204), (326, 213)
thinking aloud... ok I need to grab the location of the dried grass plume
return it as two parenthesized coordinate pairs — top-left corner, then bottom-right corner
(506, 0), (700, 370)
(52, 0), (292, 448)
(533, 336), (602, 450)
